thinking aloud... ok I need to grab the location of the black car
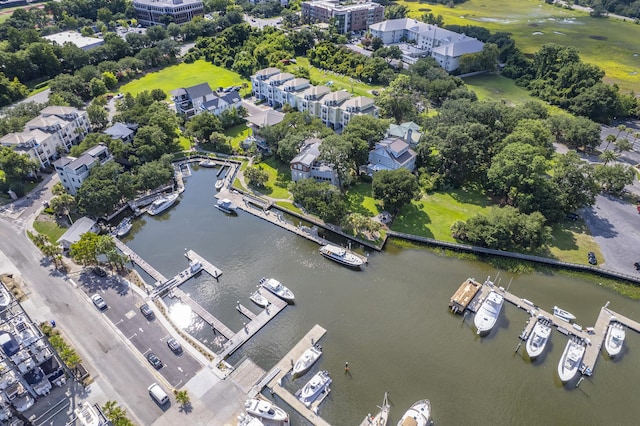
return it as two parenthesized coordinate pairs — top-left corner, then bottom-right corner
(634, 262), (640, 271)
(588, 252), (597, 265)
(92, 267), (107, 277)
(146, 352), (163, 369)
(167, 337), (182, 354)
(140, 303), (155, 320)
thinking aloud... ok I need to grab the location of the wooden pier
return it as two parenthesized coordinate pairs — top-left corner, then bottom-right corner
(114, 239), (168, 284)
(263, 325), (330, 426)
(170, 288), (235, 339)
(236, 302), (257, 321)
(184, 249), (222, 279)
(449, 278), (483, 314)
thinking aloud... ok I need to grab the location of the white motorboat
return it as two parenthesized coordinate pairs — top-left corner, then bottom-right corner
(0, 285), (11, 308)
(237, 413), (264, 426)
(473, 290), (504, 335)
(147, 193), (179, 216)
(249, 289), (269, 308)
(553, 306), (576, 322)
(114, 217), (132, 238)
(526, 318), (552, 360)
(296, 370), (331, 408)
(200, 159), (216, 168)
(244, 398), (289, 423)
(397, 399), (431, 426)
(604, 322), (625, 357)
(259, 277), (294, 302)
(215, 179), (224, 190)
(215, 198), (238, 214)
(557, 338), (586, 383)
(319, 244), (364, 268)
(293, 345), (322, 378)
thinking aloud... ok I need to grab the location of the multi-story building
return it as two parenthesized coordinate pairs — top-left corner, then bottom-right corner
(171, 83), (241, 118)
(366, 137), (417, 175)
(133, 0), (204, 27)
(369, 18), (485, 72)
(251, 69), (379, 130)
(290, 138), (339, 186)
(302, 0), (384, 34)
(53, 144), (111, 196)
(0, 106), (91, 169)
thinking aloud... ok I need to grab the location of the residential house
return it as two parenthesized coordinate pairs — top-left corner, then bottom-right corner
(290, 138), (339, 186)
(200, 90), (241, 116)
(302, 0), (384, 34)
(53, 144), (112, 196)
(57, 217), (99, 250)
(264, 72), (295, 108)
(366, 137), (417, 175)
(102, 123), (136, 144)
(387, 121), (421, 148)
(0, 106), (90, 169)
(341, 96), (378, 128)
(171, 83), (240, 118)
(132, 0), (204, 27)
(368, 18), (484, 71)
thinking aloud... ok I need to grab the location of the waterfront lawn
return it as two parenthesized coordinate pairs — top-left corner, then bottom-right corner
(253, 157), (291, 200)
(397, 0), (640, 93)
(33, 219), (66, 243)
(178, 132), (191, 151)
(344, 183), (381, 217)
(276, 201), (303, 215)
(544, 220), (603, 264)
(118, 60), (250, 97)
(288, 57), (382, 98)
(226, 124), (251, 151)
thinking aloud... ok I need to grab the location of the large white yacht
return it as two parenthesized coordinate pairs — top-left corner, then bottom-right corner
(147, 193), (179, 216)
(319, 244), (364, 268)
(259, 277), (294, 302)
(557, 338), (586, 383)
(397, 399), (431, 426)
(473, 290), (504, 335)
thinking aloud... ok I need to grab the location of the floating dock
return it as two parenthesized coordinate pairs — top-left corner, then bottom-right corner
(170, 288), (235, 339)
(449, 278), (483, 314)
(184, 249), (222, 278)
(114, 239), (167, 284)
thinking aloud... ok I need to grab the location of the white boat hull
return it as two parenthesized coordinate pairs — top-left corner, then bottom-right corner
(557, 339), (585, 383)
(147, 193), (179, 216)
(397, 399), (431, 426)
(526, 320), (552, 360)
(553, 306), (576, 322)
(604, 322), (625, 358)
(260, 277), (294, 302)
(319, 244), (364, 268)
(293, 346), (322, 377)
(249, 290), (269, 308)
(474, 291), (504, 335)
(244, 399), (289, 422)
(296, 370), (331, 407)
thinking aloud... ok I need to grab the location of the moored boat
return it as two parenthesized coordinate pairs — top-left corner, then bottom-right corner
(114, 217), (133, 238)
(0, 285), (10, 308)
(293, 345), (322, 378)
(249, 289), (269, 308)
(557, 338), (586, 383)
(296, 370), (331, 408)
(215, 198), (238, 214)
(237, 413), (264, 426)
(473, 290), (504, 335)
(215, 179), (224, 190)
(553, 306), (576, 322)
(604, 322), (625, 357)
(244, 398), (289, 423)
(200, 159), (216, 168)
(259, 277), (294, 302)
(319, 244), (364, 268)
(526, 318), (552, 360)
(397, 399), (431, 426)
(147, 193), (179, 216)
(360, 391), (390, 426)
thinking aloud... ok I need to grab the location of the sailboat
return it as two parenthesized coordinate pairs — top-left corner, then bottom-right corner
(359, 391), (390, 426)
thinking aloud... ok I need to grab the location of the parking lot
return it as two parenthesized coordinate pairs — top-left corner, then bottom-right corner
(79, 269), (202, 389)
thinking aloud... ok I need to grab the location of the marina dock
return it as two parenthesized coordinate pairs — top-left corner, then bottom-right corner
(184, 249), (222, 278)
(449, 278), (483, 314)
(114, 239), (168, 284)
(170, 288), (235, 339)
(264, 325), (330, 426)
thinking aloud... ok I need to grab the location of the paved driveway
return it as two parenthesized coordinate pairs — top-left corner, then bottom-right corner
(582, 194), (640, 277)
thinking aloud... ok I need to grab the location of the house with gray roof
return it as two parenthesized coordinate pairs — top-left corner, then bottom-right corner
(57, 217), (99, 250)
(172, 83), (241, 118)
(387, 122), (421, 148)
(102, 123), (135, 144)
(53, 144), (111, 196)
(290, 138), (339, 186)
(366, 137), (417, 175)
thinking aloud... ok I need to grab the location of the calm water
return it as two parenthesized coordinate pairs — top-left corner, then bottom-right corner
(124, 168), (640, 425)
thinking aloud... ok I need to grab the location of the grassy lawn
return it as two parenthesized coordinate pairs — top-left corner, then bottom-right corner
(344, 182), (382, 217)
(276, 201), (303, 214)
(398, 0), (640, 93)
(118, 60), (250, 97)
(226, 124), (251, 150)
(288, 57), (383, 97)
(251, 157), (292, 199)
(463, 73), (538, 105)
(33, 219), (66, 243)
(543, 220), (603, 264)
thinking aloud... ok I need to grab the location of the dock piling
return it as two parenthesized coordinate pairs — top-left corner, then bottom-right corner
(514, 341), (522, 354)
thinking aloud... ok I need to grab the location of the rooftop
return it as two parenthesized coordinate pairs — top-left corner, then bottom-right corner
(43, 31), (104, 50)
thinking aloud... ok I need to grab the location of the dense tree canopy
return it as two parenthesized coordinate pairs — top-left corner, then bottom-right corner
(372, 168), (420, 211)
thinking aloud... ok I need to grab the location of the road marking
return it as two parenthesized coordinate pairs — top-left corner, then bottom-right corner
(68, 279), (77, 288)
(128, 333), (137, 340)
(114, 319), (123, 326)
(178, 367), (183, 373)
(139, 327), (144, 333)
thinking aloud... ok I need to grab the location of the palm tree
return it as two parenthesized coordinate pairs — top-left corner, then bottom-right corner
(614, 137), (633, 153)
(603, 133), (617, 150)
(174, 389), (191, 409)
(599, 150), (619, 165)
(42, 244), (61, 267)
(33, 233), (49, 248)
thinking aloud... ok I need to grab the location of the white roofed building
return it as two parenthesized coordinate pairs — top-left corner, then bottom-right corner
(133, 0), (204, 27)
(43, 31), (104, 51)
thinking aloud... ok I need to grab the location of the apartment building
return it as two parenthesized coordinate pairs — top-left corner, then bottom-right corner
(133, 0), (204, 27)
(302, 0), (384, 34)
(53, 144), (112, 196)
(0, 106), (91, 169)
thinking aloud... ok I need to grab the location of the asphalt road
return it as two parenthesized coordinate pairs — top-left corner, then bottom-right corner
(0, 221), (168, 425)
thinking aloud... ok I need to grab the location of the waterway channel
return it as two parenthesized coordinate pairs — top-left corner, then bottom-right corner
(123, 168), (640, 425)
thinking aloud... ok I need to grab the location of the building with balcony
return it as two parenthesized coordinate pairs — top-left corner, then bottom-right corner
(341, 96), (378, 128)
(0, 106), (90, 169)
(53, 144), (112, 196)
(366, 137), (417, 175)
(302, 0), (384, 34)
(132, 0), (204, 27)
(171, 83), (241, 118)
(290, 138), (339, 186)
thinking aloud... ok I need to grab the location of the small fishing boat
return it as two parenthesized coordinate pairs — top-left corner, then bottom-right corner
(259, 277), (294, 302)
(215, 198), (238, 214)
(604, 321), (625, 357)
(557, 338), (586, 383)
(249, 289), (269, 308)
(553, 306), (576, 322)
(114, 217), (133, 238)
(215, 179), (224, 190)
(474, 290), (504, 335)
(296, 370), (331, 408)
(293, 345), (322, 378)
(244, 398), (289, 423)
(200, 159), (216, 168)
(526, 318), (552, 360)
(397, 399), (431, 426)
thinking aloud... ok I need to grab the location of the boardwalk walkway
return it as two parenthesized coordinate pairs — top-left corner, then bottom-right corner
(114, 239), (167, 284)
(170, 288), (235, 339)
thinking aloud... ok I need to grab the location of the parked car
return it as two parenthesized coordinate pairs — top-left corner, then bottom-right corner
(167, 337), (182, 354)
(634, 262), (640, 271)
(91, 294), (107, 310)
(146, 352), (163, 369)
(92, 267), (107, 277)
(588, 252), (597, 265)
(140, 303), (155, 320)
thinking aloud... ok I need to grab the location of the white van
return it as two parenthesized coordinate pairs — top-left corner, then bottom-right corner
(148, 383), (169, 405)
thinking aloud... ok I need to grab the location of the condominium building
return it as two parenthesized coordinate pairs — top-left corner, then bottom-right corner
(302, 0), (384, 34)
(133, 0), (204, 27)
(53, 144), (112, 196)
(0, 106), (91, 169)
(369, 18), (485, 71)
(251, 68), (379, 131)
